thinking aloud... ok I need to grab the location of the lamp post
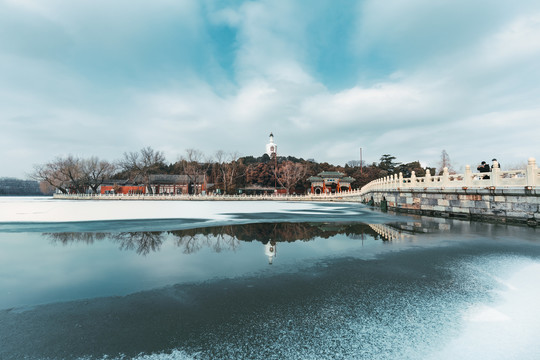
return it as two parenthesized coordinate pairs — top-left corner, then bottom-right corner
(360, 147), (363, 174)
(274, 152), (277, 191)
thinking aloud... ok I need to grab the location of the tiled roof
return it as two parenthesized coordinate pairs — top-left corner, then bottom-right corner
(102, 174), (205, 186)
(317, 171), (345, 177)
(150, 174), (204, 184)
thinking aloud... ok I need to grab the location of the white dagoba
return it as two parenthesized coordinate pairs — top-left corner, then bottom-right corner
(264, 241), (277, 265)
(266, 132), (277, 157)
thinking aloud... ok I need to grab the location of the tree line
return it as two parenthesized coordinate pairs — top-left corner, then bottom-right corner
(0, 178), (42, 196)
(31, 147), (449, 195)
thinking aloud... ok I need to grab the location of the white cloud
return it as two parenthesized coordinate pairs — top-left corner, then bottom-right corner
(483, 14), (540, 66)
(1, 0), (539, 177)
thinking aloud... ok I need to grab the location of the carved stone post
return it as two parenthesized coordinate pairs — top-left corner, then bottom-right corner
(399, 172), (404, 188)
(425, 169), (431, 186)
(491, 160), (500, 187)
(442, 167), (449, 187)
(411, 171), (417, 188)
(465, 165), (472, 186)
(526, 157), (537, 187)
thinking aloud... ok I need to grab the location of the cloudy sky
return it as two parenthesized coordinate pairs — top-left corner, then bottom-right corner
(1, 0), (539, 178)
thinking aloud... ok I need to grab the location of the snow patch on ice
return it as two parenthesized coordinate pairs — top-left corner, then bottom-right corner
(465, 306), (511, 322)
(427, 260), (540, 360)
(0, 197), (325, 223)
(76, 350), (197, 360)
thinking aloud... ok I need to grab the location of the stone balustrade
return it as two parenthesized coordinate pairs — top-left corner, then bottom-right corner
(360, 158), (539, 195)
(53, 189), (364, 201)
(358, 157), (539, 226)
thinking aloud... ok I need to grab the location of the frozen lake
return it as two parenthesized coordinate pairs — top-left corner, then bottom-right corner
(1, 197), (540, 359)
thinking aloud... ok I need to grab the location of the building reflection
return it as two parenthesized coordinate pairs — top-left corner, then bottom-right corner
(44, 220), (436, 257)
(264, 241), (277, 264)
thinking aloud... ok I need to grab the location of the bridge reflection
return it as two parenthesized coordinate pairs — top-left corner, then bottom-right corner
(44, 221), (433, 257)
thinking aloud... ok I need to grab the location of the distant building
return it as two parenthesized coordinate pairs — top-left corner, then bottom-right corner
(99, 174), (210, 195)
(307, 171), (355, 194)
(266, 132), (277, 157)
(238, 185), (286, 195)
(99, 182), (144, 195)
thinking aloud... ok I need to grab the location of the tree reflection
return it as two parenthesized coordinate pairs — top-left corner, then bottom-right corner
(44, 221), (413, 256)
(167, 222), (382, 245)
(45, 231), (165, 256)
(45, 232), (107, 245)
(172, 230), (240, 254)
(112, 232), (165, 256)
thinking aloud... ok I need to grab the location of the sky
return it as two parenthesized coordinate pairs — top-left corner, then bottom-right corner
(1, 0), (539, 178)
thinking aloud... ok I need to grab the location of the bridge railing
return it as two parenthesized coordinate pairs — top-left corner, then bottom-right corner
(360, 157), (539, 195)
(53, 189), (364, 201)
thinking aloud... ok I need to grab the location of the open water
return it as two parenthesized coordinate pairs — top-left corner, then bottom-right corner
(1, 199), (540, 359)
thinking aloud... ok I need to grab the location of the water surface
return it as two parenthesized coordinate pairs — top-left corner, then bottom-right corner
(1, 200), (539, 359)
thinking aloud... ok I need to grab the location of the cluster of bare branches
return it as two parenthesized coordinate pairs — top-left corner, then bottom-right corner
(31, 155), (116, 194)
(438, 149), (455, 174)
(275, 161), (307, 193)
(118, 147), (166, 194)
(214, 150), (242, 194)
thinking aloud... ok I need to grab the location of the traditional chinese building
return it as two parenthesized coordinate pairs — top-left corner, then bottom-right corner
(99, 179), (145, 195)
(148, 174), (208, 195)
(99, 174), (209, 195)
(307, 171), (355, 194)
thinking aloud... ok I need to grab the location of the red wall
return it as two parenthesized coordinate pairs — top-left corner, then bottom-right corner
(100, 185), (146, 195)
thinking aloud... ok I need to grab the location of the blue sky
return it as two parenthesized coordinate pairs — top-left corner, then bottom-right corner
(1, 0), (539, 178)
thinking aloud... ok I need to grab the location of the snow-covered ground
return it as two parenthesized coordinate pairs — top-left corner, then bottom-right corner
(0, 196), (335, 223)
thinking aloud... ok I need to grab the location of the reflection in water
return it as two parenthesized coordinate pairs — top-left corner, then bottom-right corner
(6, 214), (540, 360)
(265, 241), (277, 264)
(46, 231), (166, 256)
(369, 224), (415, 242)
(43, 231), (108, 244)
(114, 232), (165, 256)
(172, 229), (240, 254)
(44, 221), (431, 259)
(45, 222), (396, 255)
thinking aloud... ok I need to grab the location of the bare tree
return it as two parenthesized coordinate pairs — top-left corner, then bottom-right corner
(181, 149), (208, 194)
(438, 150), (455, 174)
(275, 161), (307, 193)
(59, 156), (85, 192)
(215, 150), (241, 194)
(31, 160), (70, 194)
(81, 157), (116, 194)
(39, 180), (56, 195)
(119, 147), (165, 194)
(32, 155), (117, 194)
(31, 155), (84, 194)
